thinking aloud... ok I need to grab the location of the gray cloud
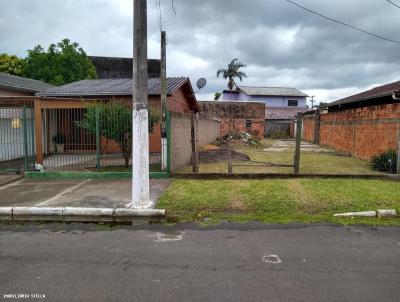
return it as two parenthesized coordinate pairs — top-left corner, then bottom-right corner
(1, 0), (400, 102)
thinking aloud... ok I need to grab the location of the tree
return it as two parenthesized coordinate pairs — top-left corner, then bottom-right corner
(24, 39), (96, 85)
(214, 92), (222, 100)
(217, 58), (247, 90)
(78, 102), (160, 168)
(0, 53), (25, 76)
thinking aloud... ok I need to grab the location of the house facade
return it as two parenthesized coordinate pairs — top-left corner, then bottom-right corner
(222, 86), (308, 107)
(39, 77), (198, 156)
(0, 73), (53, 167)
(198, 101), (265, 137)
(222, 86), (308, 137)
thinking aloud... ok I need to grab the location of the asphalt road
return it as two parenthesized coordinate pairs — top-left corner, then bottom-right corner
(0, 223), (399, 302)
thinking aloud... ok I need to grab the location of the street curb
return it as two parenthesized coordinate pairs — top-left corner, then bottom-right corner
(334, 209), (398, 218)
(0, 207), (166, 222)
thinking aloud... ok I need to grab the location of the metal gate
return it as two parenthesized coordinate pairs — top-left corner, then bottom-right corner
(265, 120), (293, 138)
(0, 100), (36, 173)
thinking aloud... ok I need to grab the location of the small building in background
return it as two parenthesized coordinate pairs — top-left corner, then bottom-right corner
(222, 86), (308, 138)
(198, 101), (265, 137)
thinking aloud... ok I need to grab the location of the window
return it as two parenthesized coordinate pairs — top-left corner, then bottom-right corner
(11, 118), (21, 129)
(245, 119), (252, 128)
(288, 100), (298, 107)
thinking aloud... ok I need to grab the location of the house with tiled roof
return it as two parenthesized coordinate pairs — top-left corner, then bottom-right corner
(302, 80), (400, 161)
(0, 72), (53, 96)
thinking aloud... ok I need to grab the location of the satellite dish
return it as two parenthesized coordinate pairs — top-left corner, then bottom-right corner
(196, 78), (207, 90)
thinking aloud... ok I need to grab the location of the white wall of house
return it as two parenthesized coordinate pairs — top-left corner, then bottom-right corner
(222, 91), (307, 107)
(0, 108), (35, 162)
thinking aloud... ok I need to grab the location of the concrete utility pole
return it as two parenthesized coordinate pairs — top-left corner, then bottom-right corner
(160, 31), (168, 172)
(309, 96), (315, 109)
(131, 0), (150, 208)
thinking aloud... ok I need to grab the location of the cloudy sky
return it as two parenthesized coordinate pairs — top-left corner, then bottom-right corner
(1, 0), (400, 104)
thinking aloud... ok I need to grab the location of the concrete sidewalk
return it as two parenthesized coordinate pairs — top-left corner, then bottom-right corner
(0, 178), (171, 208)
(0, 174), (23, 187)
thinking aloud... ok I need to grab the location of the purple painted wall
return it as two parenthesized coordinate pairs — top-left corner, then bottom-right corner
(222, 90), (307, 108)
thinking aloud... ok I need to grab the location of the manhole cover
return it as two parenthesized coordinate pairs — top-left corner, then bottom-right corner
(262, 254), (282, 264)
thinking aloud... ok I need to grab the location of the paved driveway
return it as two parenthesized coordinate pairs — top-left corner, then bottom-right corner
(0, 178), (171, 208)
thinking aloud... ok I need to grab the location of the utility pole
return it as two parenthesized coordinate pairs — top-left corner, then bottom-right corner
(309, 96), (315, 109)
(131, 0), (150, 208)
(160, 31), (168, 172)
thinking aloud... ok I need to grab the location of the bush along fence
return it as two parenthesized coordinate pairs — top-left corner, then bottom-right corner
(302, 103), (400, 175)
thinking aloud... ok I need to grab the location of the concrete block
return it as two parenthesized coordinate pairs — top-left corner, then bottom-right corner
(114, 208), (165, 218)
(0, 207), (13, 216)
(0, 207), (13, 220)
(13, 207), (64, 216)
(334, 211), (376, 217)
(377, 209), (397, 218)
(63, 207), (114, 217)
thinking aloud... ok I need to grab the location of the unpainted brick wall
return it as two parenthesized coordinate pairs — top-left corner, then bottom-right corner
(198, 101), (265, 137)
(170, 112), (221, 171)
(302, 103), (400, 160)
(302, 114), (316, 142)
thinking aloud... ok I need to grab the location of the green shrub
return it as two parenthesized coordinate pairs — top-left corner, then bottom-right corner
(371, 149), (398, 174)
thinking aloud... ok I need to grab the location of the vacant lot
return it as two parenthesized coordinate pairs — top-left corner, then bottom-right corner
(181, 139), (379, 174)
(158, 178), (400, 225)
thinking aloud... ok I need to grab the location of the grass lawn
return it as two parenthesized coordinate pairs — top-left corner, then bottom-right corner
(180, 139), (379, 175)
(158, 178), (400, 225)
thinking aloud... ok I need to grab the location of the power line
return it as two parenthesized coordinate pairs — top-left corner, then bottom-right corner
(285, 0), (400, 44)
(171, 0), (177, 15)
(386, 0), (400, 9)
(156, 0), (163, 31)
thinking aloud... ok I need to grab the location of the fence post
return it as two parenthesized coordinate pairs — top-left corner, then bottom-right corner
(397, 125), (400, 175)
(22, 106), (29, 172)
(30, 107), (35, 170)
(314, 109), (320, 144)
(227, 109), (233, 174)
(95, 106), (101, 172)
(34, 97), (43, 165)
(191, 111), (199, 173)
(166, 110), (171, 175)
(294, 112), (303, 174)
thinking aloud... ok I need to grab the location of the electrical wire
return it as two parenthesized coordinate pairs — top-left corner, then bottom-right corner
(171, 0), (177, 15)
(285, 0), (400, 44)
(156, 0), (163, 31)
(386, 0), (400, 9)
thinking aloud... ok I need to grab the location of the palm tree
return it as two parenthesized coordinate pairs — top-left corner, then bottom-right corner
(217, 59), (247, 90)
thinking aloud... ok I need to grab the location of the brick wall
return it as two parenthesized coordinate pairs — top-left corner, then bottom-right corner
(302, 114), (316, 142)
(198, 101), (265, 137)
(220, 119), (265, 137)
(170, 112), (221, 171)
(302, 103), (400, 160)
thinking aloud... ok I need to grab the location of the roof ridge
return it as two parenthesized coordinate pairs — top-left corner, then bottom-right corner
(238, 85), (298, 89)
(0, 72), (53, 86)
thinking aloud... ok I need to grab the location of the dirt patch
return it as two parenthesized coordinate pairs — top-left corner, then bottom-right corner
(227, 196), (248, 211)
(199, 149), (250, 163)
(286, 180), (322, 213)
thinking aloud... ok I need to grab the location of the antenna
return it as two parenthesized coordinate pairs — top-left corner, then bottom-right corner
(195, 78), (207, 93)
